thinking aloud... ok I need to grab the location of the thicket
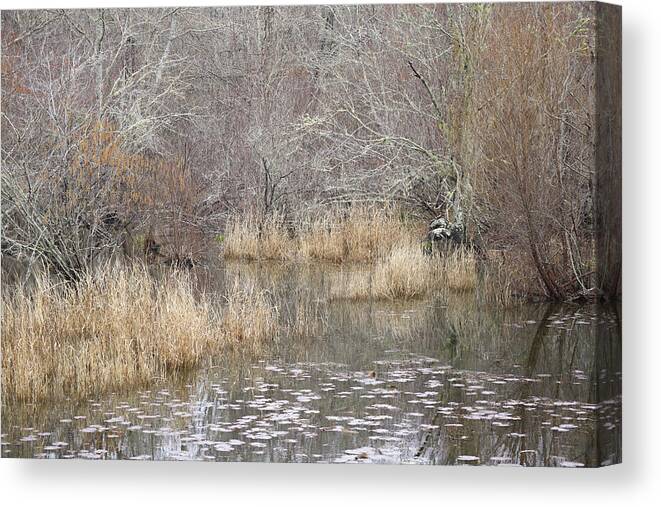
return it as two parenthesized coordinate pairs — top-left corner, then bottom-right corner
(1, 3), (617, 300)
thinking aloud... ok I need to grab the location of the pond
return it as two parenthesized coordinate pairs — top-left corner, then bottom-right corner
(1, 263), (621, 466)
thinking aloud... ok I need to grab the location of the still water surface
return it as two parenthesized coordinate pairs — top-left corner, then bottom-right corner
(1, 264), (621, 466)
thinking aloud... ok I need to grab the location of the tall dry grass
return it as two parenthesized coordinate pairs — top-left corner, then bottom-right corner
(440, 249), (478, 292)
(329, 241), (477, 301)
(222, 206), (414, 263)
(223, 211), (292, 261)
(221, 207), (516, 303)
(1, 264), (278, 402)
(371, 243), (432, 300)
(329, 242), (430, 301)
(221, 279), (278, 351)
(222, 206), (513, 304)
(299, 207), (412, 263)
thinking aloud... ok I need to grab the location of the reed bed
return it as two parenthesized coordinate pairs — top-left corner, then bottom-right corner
(222, 206), (415, 263)
(221, 207), (492, 301)
(223, 211), (292, 261)
(1, 264), (278, 402)
(329, 241), (477, 301)
(439, 249), (478, 292)
(329, 242), (429, 301)
(371, 242), (432, 300)
(221, 279), (279, 351)
(285, 287), (327, 338)
(299, 207), (412, 263)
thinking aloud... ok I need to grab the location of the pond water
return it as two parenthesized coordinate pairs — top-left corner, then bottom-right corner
(1, 264), (621, 466)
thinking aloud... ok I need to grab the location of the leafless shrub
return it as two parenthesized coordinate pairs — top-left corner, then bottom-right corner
(472, 4), (595, 300)
(1, 4), (612, 301)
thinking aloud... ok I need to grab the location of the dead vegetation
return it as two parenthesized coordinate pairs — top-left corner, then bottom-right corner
(328, 241), (478, 301)
(299, 207), (413, 263)
(223, 207), (414, 263)
(2, 4), (613, 302)
(222, 206), (500, 302)
(1, 264), (279, 402)
(1, 241), (506, 402)
(223, 211), (293, 262)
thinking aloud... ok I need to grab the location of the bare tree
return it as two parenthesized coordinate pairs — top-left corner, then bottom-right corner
(1, 4), (610, 299)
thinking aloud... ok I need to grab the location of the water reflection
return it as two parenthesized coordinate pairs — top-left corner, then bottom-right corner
(1, 265), (621, 466)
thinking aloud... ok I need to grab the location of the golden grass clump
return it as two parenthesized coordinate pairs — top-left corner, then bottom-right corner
(1, 265), (219, 401)
(223, 211), (292, 261)
(372, 242), (431, 299)
(299, 207), (412, 263)
(221, 279), (279, 351)
(1, 264), (278, 402)
(329, 242), (478, 301)
(222, 206), (415, 264)
(440, 249), (477, 292)
(330, 242), (430, 301)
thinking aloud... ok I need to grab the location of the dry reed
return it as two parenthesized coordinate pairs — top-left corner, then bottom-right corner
(1, 264), (278, 401)
(329, 242), (478, 301)
(222, 207), (483, 298)
(223, 211), (292, 261)
(299, 207), (412, 263)
(329, 242), (430, 301)
(221, 279), (279, 351)
(371, 242), (432, 299)
(440, 249), (478, 292)
(223, 206), (414, 263)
